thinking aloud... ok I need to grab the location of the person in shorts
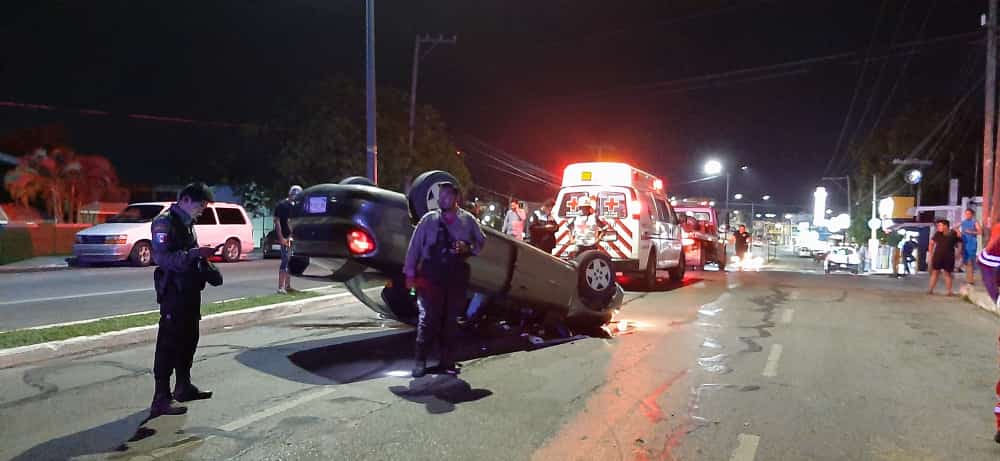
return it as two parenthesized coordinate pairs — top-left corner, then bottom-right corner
(927, 219), (961, 296)
(273, 185), (303, 294)
(957, 208), (981, 284)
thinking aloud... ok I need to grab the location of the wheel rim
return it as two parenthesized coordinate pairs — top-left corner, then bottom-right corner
(139, 245), (151, 264)
(585, 259), (612, 291)
(226, 243), (238, 260)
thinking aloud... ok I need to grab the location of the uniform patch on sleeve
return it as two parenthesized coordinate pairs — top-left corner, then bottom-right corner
(154, 233), (168, 244)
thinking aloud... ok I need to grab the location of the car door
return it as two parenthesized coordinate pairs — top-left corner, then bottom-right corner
(193, 206), (220, 246)
(651, 197), (679, 266)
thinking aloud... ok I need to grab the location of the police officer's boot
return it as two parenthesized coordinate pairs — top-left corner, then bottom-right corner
(174, 372), (213, 402)
(150, 379), (187, 418)
(412, 348), (428, 378)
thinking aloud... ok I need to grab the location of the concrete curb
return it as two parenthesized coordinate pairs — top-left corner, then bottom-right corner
(0, 288), (377, 369)
(0, 264), (72, 274)
(960, 283), (1000, 317)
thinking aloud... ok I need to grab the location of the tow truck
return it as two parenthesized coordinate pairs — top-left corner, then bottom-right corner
(673, 200), (727, 270)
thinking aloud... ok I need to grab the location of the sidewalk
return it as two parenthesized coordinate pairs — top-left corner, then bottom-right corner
(0, 250), (266, 274)
(0, 255), (72, 274)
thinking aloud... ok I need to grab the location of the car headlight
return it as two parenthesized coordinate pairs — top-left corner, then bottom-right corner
(105, 235), (128, 245)
(75, 235), (84, 244)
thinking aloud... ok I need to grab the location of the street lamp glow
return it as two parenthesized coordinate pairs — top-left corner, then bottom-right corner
(826, 209), (833, 215)
(703, 160), (723, 176)
(762, 195), (771, 201)
(784, 213), (794, 219)
(740, 165), (749, 171)
(813, 187), (828, 227)
(733, 193), (743, 200)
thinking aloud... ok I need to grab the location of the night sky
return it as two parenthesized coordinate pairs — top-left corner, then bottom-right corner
(0, 0), (989, 212)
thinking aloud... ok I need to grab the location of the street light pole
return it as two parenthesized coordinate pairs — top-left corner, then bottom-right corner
(725, 172), (731, 228)
(365, 0), (378, 184)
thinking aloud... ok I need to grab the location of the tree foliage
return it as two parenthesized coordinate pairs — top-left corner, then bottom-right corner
(3, 146), (128, 223)
(270, 77), (472, 196)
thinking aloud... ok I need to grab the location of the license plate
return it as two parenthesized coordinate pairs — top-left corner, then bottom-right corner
(307, 196), (327, 214)
(271, 244), (282, 250)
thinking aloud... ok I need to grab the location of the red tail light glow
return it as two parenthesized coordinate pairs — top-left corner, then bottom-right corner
(347, 229), (375, 255)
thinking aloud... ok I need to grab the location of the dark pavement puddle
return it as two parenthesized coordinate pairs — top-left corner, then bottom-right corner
(2, 360), (149, 410)
(237, 328), (589, 386)
(389, 375), (493, 414)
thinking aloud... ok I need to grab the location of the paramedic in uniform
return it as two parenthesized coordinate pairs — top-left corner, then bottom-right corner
(148, 183), (218, 418)
(404, 182), (486, 377)
(569, 196), (609, 246)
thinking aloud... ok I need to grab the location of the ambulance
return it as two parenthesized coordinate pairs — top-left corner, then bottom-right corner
(552, 162), (685, 288)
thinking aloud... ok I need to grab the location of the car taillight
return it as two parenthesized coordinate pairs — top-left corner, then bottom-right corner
(347, 229), (375, 255)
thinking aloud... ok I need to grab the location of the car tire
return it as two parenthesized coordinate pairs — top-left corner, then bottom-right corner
(643, 250), (657, 290)
(288, 255), (309, 275)
(129, 241), (153, 267)
(407, 170), (460, 222)
(340, 176), (376, 186)
(667, 250), (685, 282)
(576, 250), (616, 306)
(222, 238), (241, 263)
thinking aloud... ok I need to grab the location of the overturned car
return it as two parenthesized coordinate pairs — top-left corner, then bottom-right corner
(287, 171), (624, 331)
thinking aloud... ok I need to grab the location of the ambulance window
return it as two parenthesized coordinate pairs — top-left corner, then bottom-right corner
(644, 195), (656, 222)
(597, 191), (627, 219)
(557, 192), (588, 217)
(654, 199), (673, 223)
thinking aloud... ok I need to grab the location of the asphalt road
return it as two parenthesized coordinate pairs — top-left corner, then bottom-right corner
(1, 258), (998, 460)
(0, 258), (333, 330)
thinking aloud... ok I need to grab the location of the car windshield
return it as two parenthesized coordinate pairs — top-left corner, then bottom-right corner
(682, 211), (712, 222)
(107, 205), (165, 223)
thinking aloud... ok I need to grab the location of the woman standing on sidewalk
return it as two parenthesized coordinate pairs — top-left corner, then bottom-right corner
(976, 222), (1000, 444)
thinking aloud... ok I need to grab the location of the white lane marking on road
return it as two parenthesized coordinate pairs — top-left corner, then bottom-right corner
(220, 387), (337, 432)
(780, 308), (794, 324)
(0, 288), (150, 306)
(762, 344), (783, 377)
(729, 433), (760, 461)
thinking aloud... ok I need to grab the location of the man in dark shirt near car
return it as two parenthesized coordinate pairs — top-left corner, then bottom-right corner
(928, 219), (962, 296)
(730, 224), (752, 270)
(273, 185), (302, 294)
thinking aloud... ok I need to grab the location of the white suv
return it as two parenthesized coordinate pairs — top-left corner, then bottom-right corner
(73, 202), (255, 266)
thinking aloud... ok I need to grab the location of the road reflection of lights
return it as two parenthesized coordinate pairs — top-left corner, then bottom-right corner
(385, 370), (411, 377)
(727, 255), (764, 271)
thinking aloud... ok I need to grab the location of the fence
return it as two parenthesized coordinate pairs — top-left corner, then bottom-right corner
(0, 222), (90, 264)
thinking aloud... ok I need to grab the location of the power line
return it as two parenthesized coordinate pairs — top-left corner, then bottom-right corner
(824, 0), (890, 177)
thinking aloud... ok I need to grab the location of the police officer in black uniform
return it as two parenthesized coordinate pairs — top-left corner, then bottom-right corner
(403, 183), (486, 377)
(149, 183), (219, 418)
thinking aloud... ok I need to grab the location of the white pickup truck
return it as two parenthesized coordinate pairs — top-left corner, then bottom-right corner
(674, 205), (727, 270)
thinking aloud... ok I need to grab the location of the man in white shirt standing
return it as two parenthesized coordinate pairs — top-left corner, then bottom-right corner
(502, 200), (527, 240)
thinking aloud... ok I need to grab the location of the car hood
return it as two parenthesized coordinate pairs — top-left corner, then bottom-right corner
(77, 222), (149, 236)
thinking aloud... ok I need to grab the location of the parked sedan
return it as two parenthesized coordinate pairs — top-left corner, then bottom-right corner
(825, 246), (861, 274)
(287, 173), (624, 331)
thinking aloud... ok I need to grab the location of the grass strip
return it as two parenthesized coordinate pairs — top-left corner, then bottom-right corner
(0, 291), (320, 350)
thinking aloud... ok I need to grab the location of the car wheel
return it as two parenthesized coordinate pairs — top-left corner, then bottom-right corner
(667, 250), (685, 282)
(644, 250), (657, 290)
(407, 170), (460, 222)
(129, 241), (153, 267)
(340, 176), (376, 186)
(576, 250), (616, 306)
(222, 238), (241, 263)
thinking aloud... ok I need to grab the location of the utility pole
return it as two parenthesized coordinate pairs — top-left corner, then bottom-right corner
(724, 173), (731, 229)
(984, 0), (997, 231)
(870, 174), (878, 270)
(365, 0), (378, 184)
(408, 34), (457, 157)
